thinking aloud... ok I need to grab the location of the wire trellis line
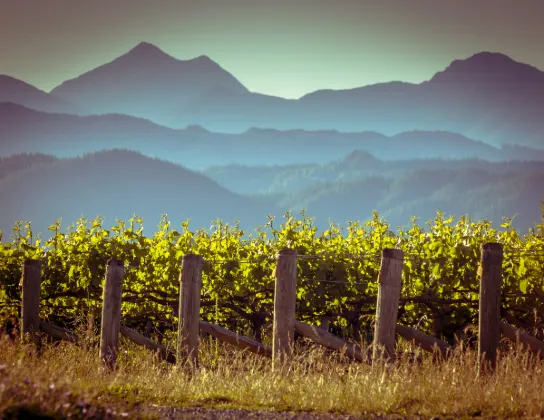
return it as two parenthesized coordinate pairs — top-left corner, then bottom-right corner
(311, 280), (366, 285)
(12, 247), (544, 272)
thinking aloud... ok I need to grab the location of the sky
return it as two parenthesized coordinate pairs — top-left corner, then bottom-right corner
(1, 0), (544, 99)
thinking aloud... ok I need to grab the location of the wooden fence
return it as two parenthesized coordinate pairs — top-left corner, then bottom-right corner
(18, 243), (544, 372)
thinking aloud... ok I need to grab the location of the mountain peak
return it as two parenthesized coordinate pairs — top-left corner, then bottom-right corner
(183, 124), (211, 133)
(187, 54), (223, 70)
(431, 51), (544, 83)
(194, 54), (213, 62)
(342, 150), (379, 165)
(124, 43), (217, 67)
(49, 41), (249, 119)
(124, 41), (173, 60)
(465, 51), (516, 63)
(134, 41), (159, 49)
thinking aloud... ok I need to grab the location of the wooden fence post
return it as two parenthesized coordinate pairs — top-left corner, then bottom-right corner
(272, 248), (297, 367)
(21, 259), (42, 345)
(479, 242), (503, 371)
(373, 248), (404, 361)
(177, 254), (203, 366)
(99, 259), (125, 371)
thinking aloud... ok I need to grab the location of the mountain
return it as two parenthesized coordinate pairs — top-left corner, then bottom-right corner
(430, 52), (544, 84)
(155, 51), (544, 148)
(203, 150), (544, 195)
(297, 52), (544, 147)
(278, 169), (544, 233)
(3, 103), (544, 168)
(50, 42), (249, 121)
(32, 45), (544, 147)
(1, 150), (542, 236)
(0, 102), (181, 158)
(203, 151), (384, 195)
(0, 150), (271, 236)
(0, 75), (79, 114)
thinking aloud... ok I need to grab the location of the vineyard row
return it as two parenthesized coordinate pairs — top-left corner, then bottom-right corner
(15, 243), (544, 373)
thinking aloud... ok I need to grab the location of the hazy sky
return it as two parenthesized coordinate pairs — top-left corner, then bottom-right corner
(1, 0), (543, 99)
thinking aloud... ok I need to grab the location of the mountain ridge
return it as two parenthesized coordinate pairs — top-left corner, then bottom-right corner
(2, 149), (542, 237)
(49, 42), (249, 121)
(429, 51), (544, 84)
(4, 47), (544, 102)
(0, 75), (81, 114)
(3, 44), (544, 147)
(3, 102), (544, 169)
(0, 149), (269, 237)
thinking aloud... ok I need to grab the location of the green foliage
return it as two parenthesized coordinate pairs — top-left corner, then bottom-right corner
(1, 211), (543, 344)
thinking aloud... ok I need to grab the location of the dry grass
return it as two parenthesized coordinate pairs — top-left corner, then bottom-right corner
(1, 335), (544, 419)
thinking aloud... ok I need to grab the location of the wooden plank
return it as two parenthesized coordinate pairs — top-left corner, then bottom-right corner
(120, 325), (176, 364)
(178, 254), (203, 366)
(272, 248), (298, 366)
(199, 321), (272, 357)
(39, 321), (78, 343)
(99, 258), (125, 371)
(373, 248), (404, 361)
(478, 243), (503, 371)
(500, 322), (544, 359)
(295, 320), (368, 363)
(21, 259), (42, 344)
(395, 325), (450, 358)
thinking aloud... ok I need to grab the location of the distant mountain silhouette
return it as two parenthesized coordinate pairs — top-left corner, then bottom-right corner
(2, 149), (542, 236)
(296, 52), (544, 147)
(339, 150), (381, 169)
(4, 103), (543, 167)
(3, 46), (544, 147)
(430, 52), (544, 84)
(276, 167), (544, 233)
(203, 150), (544, 196)
(0, 102), (179, 157)
(50, 42), (249, 121)
(3, 45), (543, 237)
(0, 75), (79, 114)
(0, 149), (270, 236)
(159, 87), (299, 132)
(155, 51), (544, 147)
(203, 152), (544, 232)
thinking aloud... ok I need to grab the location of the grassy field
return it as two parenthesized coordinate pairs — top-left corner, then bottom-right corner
(1, 335), (544, 419)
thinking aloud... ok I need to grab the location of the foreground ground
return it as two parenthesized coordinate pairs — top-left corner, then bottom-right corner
(1, 336), (543, 419)
(143, 406), (386, 419)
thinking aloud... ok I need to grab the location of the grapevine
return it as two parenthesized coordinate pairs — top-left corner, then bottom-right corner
(1, 210), (543, 345)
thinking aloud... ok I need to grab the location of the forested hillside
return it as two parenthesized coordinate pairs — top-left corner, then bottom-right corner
(1, 150), (542, 236)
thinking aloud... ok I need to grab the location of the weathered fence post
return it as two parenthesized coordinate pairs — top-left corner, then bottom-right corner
(177, 254), (203, 366)
(272, 248), (298, 367)
(99, 259), (125, 371)
(373, 248), (404, 361)
(21, 259), (42, 345)
(478, 242), (503, 371)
